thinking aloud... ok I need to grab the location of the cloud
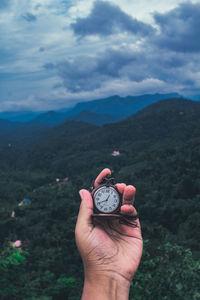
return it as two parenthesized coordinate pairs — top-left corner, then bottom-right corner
(71, 0), (154, 37)
(43, 63), (56, 70)
(22, 12), (37, 22)
(153, 2), (200, 52)
(0, 0), (11, 10)
(56, 56), (104, 92)
(52, 44), (196, 94)
(1, 0), (199, 111)
(39, 47), (45, 52)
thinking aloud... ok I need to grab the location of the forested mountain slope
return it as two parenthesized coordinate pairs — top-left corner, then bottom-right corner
(0, 98), (199, 299)
(23, 98), (200, 176)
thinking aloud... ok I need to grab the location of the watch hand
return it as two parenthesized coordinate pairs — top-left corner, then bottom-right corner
(105, 195), (110, 202)
(98, 199), (108, 204)
(98, 195), (110, 204)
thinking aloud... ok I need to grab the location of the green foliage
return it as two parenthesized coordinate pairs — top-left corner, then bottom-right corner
(0, 99), (200, 299)
(131, 240), (200, 299)
(51, 275), (76, 299)
(0, 245), (28, 299)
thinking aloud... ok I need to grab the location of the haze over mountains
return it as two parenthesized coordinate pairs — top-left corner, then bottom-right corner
(1, 93), (199, 145)
(1, 97), (200, 171)
(0, 93), (182, 125)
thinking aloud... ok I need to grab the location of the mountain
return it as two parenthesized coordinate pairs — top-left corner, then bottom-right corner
(1, 97), (199, 249)
(0, 119), (47, 132)
(27, 93), (182, 126)
(0, 118), (52, 145)
(34, 111), (67, 125)
(0, 97), (199, 299)
(13, 97), (198, 172)
(188, 94), (200, 101)
(68, 110), (124, 125)
(31, 109), (123, 126)
(1, 96), (198, 148)
(0, 93), (182, 125)
(0, 111), (39, 122)
(137, 96), (200, 112)
(0, 119), (19, 131)
(67, 93), (182, 116)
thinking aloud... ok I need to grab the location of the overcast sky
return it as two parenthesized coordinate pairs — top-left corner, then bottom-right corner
(0, 0), (200, 111)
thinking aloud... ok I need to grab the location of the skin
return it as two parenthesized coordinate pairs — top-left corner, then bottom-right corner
(75, 168), (143, 300)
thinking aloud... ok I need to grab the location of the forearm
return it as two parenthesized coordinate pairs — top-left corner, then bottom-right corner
(82, 271), (130, 300)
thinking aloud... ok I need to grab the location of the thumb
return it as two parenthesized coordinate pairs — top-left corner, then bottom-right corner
(76, 189), (94, 234)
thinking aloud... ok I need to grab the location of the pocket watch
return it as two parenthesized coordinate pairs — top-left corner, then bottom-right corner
(90, 174), (138, 224)
(91, 174), (122, 217)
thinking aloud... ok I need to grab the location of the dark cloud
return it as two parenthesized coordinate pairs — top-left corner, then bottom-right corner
(71, 0), (154, 37)
(153, 2), (200, 52)
(57, 57), (104, 92)
(51, 46), (195, 93)
(22, 13), (37, 22)
(56, 50), (137, 92)
(43, 2), (199, 95)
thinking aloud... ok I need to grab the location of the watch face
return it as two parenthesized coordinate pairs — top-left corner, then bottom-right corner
(93, 186), (120, 213)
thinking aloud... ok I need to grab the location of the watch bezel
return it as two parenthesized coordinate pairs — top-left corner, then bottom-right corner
(91, 183), (122, 214)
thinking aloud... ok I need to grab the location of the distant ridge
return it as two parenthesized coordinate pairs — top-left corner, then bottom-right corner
(68, 110), (124, 125)
(26, 93), (183, 126)
(1, 97), (200, 165)
(22, 97), (200, 172)
(34, 111), (67, 125)
(0, 111), (39, 122)
(0, 93), (182, 125)
(67, 93), (182, 116)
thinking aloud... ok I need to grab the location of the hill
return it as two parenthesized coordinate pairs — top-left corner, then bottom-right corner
(28, 93), (183, 126)
(68, 93), (181, 116)
(21, 98), (200, 174)
(0, 93), (182, 126)
(68, 110), (124, 125)
(34, 111), (67, 125)
(2, 97), (199, 247)
(0, 97), (199, 299)
(0, 111), (39, 122)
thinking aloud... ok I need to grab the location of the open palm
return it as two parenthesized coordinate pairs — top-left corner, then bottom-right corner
(75, 168), (143, 283)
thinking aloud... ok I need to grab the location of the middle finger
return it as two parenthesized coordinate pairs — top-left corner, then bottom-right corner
(122, 185), (136, 206)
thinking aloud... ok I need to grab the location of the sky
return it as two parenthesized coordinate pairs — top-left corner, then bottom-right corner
(0, 0), (200, 111)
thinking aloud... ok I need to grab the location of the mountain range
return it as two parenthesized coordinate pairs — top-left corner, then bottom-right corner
(0, 93), (182, 126)
(0, 96), (199, 299)
(1, 97), (199, 173)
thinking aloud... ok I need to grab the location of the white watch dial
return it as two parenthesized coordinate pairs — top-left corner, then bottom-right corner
(94, 186), (120, 213)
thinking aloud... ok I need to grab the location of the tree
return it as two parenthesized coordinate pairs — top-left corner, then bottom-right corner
(0, 244), (28, 299)
(130, 240), (200, 300)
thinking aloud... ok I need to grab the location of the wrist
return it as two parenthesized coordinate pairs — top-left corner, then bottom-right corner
(82, 270), (131, 300)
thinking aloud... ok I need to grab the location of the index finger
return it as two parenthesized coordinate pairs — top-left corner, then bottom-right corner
(94, 168), (111, 187)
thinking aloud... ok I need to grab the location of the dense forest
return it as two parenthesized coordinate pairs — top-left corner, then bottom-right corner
(0, 98), (200, 299)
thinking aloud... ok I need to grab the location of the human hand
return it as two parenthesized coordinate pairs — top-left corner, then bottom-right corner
(75, 168), (143, 300)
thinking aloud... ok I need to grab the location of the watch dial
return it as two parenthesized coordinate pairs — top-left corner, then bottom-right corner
(94, 186), (120, 213)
